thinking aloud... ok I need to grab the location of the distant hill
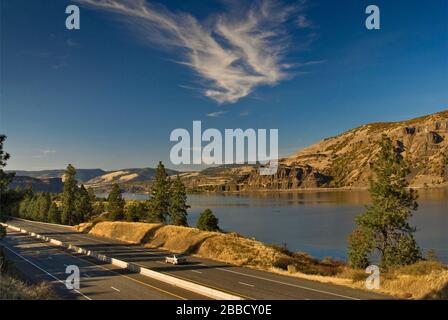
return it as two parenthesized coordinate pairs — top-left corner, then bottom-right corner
(85, 167), (179, 193)
(9, 176), (63, 193)
(182, 110), (448, 191)
(9, 169), (106, 183)
(7, 167), (179, 193)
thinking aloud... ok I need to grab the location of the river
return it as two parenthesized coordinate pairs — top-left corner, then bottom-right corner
(119, 188), (448, 263)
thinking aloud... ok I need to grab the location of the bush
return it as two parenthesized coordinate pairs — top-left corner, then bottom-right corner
(394, 260), (447, 276)
(273, 252), (343, 276)
(350, 269), (368, 282)
(196, 209), (219, 231)
(287, 265), (297, 274)
(268, 243), (292, 256)
(125, 201), (148, 222)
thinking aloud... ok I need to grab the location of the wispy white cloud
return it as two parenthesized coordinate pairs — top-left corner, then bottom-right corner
(206, 111), (227, 118)
(76, 0), (308, 104)
(239, 110), (250, 117)
(296, 60), (327, 67)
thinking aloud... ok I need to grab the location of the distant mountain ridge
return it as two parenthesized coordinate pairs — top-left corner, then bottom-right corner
(9, 176), (64, 193)
(8, 167), (179, 193)
(9, 169), (106, 183)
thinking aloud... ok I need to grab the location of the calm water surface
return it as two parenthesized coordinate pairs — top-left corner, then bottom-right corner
(122, 188), (448, 262)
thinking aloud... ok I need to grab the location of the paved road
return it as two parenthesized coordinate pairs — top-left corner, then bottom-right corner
(5, 218), (390, 300)
(1, 230), (208, 300)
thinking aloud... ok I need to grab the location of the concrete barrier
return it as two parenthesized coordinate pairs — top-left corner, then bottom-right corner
(1, 222), (243, 300)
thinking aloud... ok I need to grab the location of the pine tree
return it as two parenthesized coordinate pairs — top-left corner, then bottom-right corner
(125, 201), (148, 222)
(149, 161), (170, 223)
(348, 135), (421, 270)
(76, 185), (93, 222)
(93, 199), (105, 217)
(61, 164), (79, 225)
(197, 209), (219, 231)
(37, 192), (51, 222)
(107, 184), (125, 221)
(48, 202), (61, 224)
(168, 175), (189, 226)
(87, 187), (96, 202)
(0, 135), (15, 221)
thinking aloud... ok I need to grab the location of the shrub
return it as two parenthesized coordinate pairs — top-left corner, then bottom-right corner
(197, 209), (219, 231)
(394, 260), (447, 276)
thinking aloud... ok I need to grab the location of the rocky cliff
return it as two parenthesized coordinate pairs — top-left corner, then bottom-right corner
(182, 110), (448, 191)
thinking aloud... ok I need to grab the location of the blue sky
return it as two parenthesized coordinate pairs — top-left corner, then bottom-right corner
(1, 0), (447, 171)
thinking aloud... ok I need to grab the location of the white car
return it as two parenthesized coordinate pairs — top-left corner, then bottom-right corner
(164, 255), (186, 265)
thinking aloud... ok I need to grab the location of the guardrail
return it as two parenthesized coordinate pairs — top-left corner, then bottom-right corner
(1, 222), (243, 300)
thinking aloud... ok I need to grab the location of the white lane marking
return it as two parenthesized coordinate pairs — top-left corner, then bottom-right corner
(111, 286), (121, 292)
(156, 261), (165, 265)
(84, 273), (91, 278)
(4, 228), (189, 300)
(1, 244), (92, 300)
(238, 282), (254, 287)
(216, 268), (359, 300)
(191, 270), (202, 274)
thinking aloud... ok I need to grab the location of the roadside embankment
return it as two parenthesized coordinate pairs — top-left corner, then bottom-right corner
(81, 221), (448, 299)
(0, 248), (56, 300)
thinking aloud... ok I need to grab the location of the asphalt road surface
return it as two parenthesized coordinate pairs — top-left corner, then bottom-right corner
(1, 230), (208, 300)
(3, 218), (390, 300)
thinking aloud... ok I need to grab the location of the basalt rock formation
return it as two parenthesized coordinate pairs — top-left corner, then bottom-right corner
(182, 110), (448, 191)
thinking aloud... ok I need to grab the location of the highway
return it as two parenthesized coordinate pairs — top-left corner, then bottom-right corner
(3, 218), (390, 300)
(1, 230), (208, 300)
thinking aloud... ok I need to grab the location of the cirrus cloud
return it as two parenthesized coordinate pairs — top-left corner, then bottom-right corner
(77, 0), (310, 104)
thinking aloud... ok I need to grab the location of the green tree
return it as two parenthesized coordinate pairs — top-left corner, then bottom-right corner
(87, 187), (96, 202)
(48, 202), (61, 224)
(348, 136), (421, 270)
(168, 175), (189, 226)
(107, 184), (125, 221)
(36, 192), (51, 222)
(0, 135), (15, 221)
(197, 209), (219, 232)
(76, 185), (93, 221)
(125, 201), (148, 222)
(18, 189), (33, 219)
(149, 161), (170, 223)
(93, 199), (105, 217)
(61, 164), (79, 225)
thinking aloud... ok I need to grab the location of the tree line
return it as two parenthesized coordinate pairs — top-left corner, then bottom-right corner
(0, 136), (219, 232)
(104, 161), (219, 231)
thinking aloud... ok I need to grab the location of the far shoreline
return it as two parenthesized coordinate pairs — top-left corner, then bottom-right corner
(100, 183), (448, 196)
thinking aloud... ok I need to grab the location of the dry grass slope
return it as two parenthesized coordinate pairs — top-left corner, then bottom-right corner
(89, 221), (286, 268)
(0, 274), (56, 300)
(87, 221), (448, 299)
